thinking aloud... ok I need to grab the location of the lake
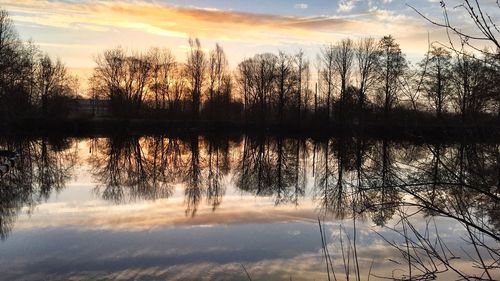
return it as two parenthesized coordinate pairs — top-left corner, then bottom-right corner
(0, 135), (498, 280)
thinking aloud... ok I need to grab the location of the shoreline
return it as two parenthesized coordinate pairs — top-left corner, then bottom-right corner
(1, 117), (499, 141)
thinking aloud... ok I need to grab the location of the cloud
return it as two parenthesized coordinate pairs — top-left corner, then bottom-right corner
(1, 0), (460, 72)
(294, 3), (308, 9)
(2, 0), (428, 47)
(337, 0), (357, 13)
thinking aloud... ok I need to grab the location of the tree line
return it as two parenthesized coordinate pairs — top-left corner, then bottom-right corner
(90, 35), (500, 125)
(89, 38), (239, 120)
(1, 7), (499, 128)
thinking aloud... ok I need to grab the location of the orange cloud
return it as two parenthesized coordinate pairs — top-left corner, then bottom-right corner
(3, 0), (436, 50)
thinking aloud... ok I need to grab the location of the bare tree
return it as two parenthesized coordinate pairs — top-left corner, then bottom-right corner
(0, 9), (18, 93)
(148, 48), (175, 111)
(355, 38), (379, 110)
(236, 53), (280, 124)
(0, 9), (41, 119)
(186, 38), (206, 120)
(207, 43), (228, 118)
(237, 58), (254, 123)
(314, 55), (323, 115)
(159, 49), (176, 111)
(408, 1), (499, 55)
(452, 51), (490, 120)
(171, 65), (188, 114)
(208, 43), (228, 101)
(92, 47), (126, 104)
(422, 46), (453, 118)
(377, 35), (406, 116)
(92, 48), (152, 115)
(303, 59), (311, 115)
(277, 51), (294, 125)
(334, 38), (355, 118)
(127, 52), (151, 111)
(37, 55), (74, 115)
(255, 53), (277, 124)
(295, 50), (306, 121)
(148, 48), (163, 110)
(321, 44), (336, 121)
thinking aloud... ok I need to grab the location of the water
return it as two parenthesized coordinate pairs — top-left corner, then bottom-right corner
(0, 135), (498, 280)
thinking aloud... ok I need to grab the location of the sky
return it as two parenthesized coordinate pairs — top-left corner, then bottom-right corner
(1, 0), (499, 85)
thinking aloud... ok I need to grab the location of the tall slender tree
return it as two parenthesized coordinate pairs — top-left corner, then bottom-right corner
(422, 46), (452, 119)
(321, 44), (336, 121)
(334, 38), (355, 119)
(295, 50), (306, 122)
(186, 38), (206, 121)
(378, 35), (406, 116)
(355, 38), (379, 111)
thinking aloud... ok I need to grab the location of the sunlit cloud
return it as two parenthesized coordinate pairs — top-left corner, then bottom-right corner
(3, 0), (434, 49)
(2, 0), (493, 76)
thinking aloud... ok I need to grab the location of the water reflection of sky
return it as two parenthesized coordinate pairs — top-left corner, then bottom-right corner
(0, 138), (498, 280)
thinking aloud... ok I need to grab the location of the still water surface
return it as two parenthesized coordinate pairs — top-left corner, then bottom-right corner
(0, 135), (498, 280)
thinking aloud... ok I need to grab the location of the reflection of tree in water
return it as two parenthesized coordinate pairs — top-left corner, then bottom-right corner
(177, 136), (232, 217)
(184, 136), (202, 217)
(234, 136), (499, 235)
(394, 142), (500, 235)
(314, 139), (342, 217)
(308, 138), (500, 280)
(312, 137), (373, 220)
(379, 142), (500, 280)
(271, 137), (302, 205)
(363, 139), (401, 226)
(297, 136), (500, 280)
(0, 138), (76, 240)
(89, 135), (234, 216)
(292, 139), (308, 206)
(1, 135), (499, 278)
(205, 136), (230, 211)
(236, 136), (273, 196)
(90, 136), (183, 203)
(235, 136), (306, 206)
(2, 135), (497, 233)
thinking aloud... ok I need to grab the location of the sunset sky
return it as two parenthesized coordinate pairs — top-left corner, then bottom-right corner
(1, 0), (499, 81)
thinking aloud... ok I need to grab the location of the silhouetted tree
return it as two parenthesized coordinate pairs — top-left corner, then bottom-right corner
(334, 38), (355, 119)
(409, 0), (499, 55)
(186, 38), (206, 121)
(237, 53), (278, 124)
(148, 47), (176, 111)
(37, 55), (76, 117)
(295, 50), (308, 122)
(355, 38), (380, 111)
(421, 46), (453, 118)
(276, 51), (294, 125)
(2, 5), (500, 130)
(0, 138), (76, 240)
(206, 43), (229, 118)
(321, 44), (336, 121)
(451, 52), (491, 120)
(366, 140), (401, 226)
(377, 36), (406, 117)
(0, 9), (76, 121)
